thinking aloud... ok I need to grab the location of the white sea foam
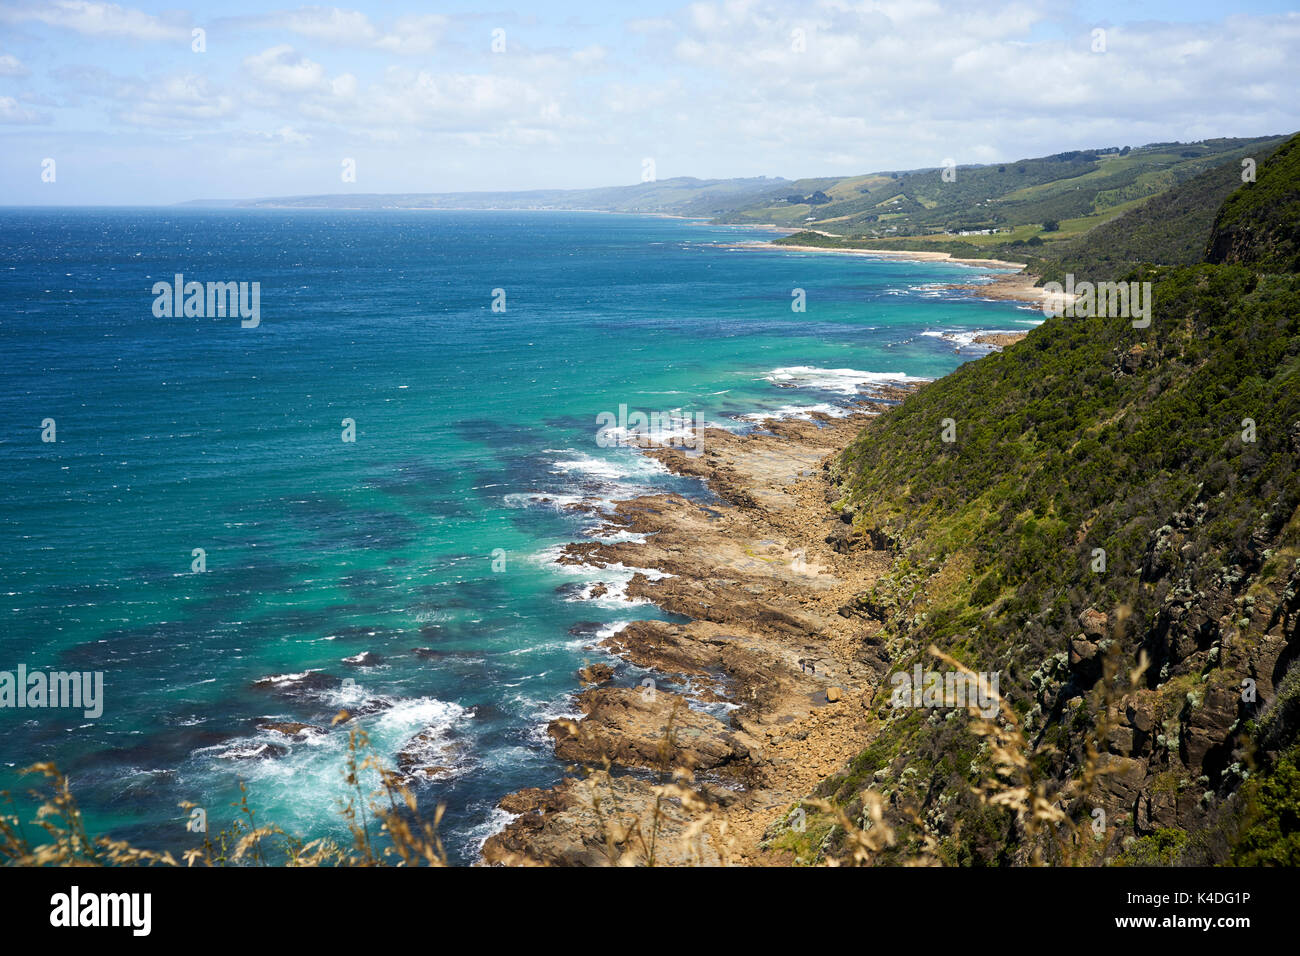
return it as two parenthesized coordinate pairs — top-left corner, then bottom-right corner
(581, 526), (649, 544)
(503, 491), (614, 512)
(764, 366), (927, 395)
(255, 670), (315, 686)
(512, 690), (584, 746)
(536, 544), (672, 607)
(741, 402), (855, 422)
(591, 620), (632, 642)
(467, 806), (518, 857)
(199, 691), (471, 792)
(505, 446), (674, 514)
(551, 451), (669, 481)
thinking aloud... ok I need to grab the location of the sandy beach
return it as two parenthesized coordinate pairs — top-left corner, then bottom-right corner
(768, 241), (1028, 270)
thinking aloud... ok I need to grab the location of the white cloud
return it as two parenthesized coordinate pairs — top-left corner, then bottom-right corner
(236, 7), (448, 56)
(0, 95), (48, 123)
(272, 6), (379, 44)
(0, 54), (30, 76)
(50, 64), (236, 126)
(237, 124), (311, 145)
(373, 14), (448, 56)
(114, 74), (236, 126)
(0, 1), (188, 42)
(243, 45), (329, 94)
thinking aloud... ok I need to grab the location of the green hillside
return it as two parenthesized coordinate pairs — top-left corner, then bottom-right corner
(764, 136), (1288, 265)
(788, 133), (1300, 866)
(1207, 134), (1300, 271)
(1032, 142), (1285, 284)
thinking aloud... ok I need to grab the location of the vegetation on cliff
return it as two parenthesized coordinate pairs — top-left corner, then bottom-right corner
(797, 133), (1300, 866)
(1207, 133), (1300, 272)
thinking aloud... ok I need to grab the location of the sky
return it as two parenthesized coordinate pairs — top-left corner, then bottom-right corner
(1, 0), (1298, 205)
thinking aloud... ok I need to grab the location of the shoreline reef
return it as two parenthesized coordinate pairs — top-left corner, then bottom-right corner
(483, 387), (920, 866)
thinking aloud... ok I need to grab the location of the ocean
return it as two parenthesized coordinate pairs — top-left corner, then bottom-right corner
(0, 208), (1036, 864)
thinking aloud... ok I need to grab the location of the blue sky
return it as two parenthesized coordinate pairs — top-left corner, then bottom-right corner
(1, 0), (1297, 204)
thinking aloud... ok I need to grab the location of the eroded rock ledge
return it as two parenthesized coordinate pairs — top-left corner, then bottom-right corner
(483, 393), (914, 866)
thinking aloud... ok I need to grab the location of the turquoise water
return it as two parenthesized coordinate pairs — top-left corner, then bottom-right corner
(0, 208), (1035, 863)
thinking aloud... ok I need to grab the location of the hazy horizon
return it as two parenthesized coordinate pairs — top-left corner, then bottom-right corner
(4, 131), (1294, 208)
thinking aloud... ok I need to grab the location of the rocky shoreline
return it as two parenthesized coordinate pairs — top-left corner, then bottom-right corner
(935, 270), (1057, 309)
(482, 390), (916, 866)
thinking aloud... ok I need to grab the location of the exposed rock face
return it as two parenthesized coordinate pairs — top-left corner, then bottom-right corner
(1093, 754), (1149, 808)
(972, 332), (1028, 348)
(1125, 692), (1157, 734)
(483, 774), (727, 867)
(1078, 608), (1109, 640)
(499, 787), (574, 817)
(1116, 343), (1148, 375)
(547, 688), (757, 772)
(1179, 681), (1241, 772)
(577, 663), (615, 686)
(1052, 496), (1298, 854)
(600, 620), (717, 679)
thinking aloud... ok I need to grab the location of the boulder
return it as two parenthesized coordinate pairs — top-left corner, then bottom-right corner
(1124, 692), (1157, 734)
(1078, 607), (1109, 640)
(1069, 633), (1100, 666)
(577, 662), (615, 686)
